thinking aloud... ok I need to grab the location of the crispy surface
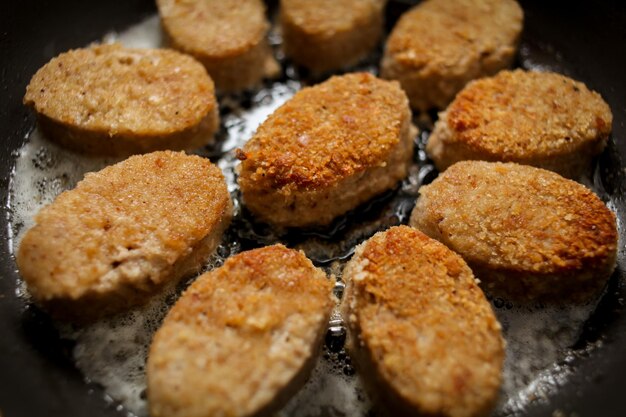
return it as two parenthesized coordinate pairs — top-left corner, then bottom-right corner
(281, 0), (384, 34)
(343, 226), (504, 417)
(148, 245), (333, 417)
(381, 0), (523, 111)
(427, 70), (613, 177)
(238, 72), (414, 227)
(17, 151), (232, 321)
(239, 73), (408, 189)
(410, 161), (618, 300)
(158, 0), (267, 57)
(281, 0), (386, 72)
(24, 44), (218, 154)
(157, 0), (278, 91)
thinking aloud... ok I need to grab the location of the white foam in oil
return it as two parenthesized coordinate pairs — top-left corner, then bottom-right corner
(494, 301), (599, 415)
(278, 351), (372, 417)
(59, 291), (171, 417)
(8, 129), (121, 251)
(6, 13), (614, 417)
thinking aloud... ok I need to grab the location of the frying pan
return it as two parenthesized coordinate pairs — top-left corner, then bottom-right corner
(1, 0), (626, 416)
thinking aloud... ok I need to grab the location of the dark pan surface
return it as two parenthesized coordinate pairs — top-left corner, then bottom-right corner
(1, 1), (626, 416)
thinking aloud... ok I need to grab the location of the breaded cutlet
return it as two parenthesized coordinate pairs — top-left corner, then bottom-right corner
(427, 69), (613, 178)
(17, 151), (232, 322)
(281, 0), (386, 73)
(237, 72), (415, 228)
(147, 244), (333, 417)
(381, 0), (523, 111)
(342, 226), (504, 417)
(157, 0), (279, 92)
(410, 161), (618, 301)
(24, 44), (219, 156)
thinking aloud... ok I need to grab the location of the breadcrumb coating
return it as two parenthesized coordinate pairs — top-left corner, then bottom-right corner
(410, 161), (618, 301)
(24, 44), (218, 155)
(157, 0), (279, 91)
(238, 72), (415, 227)
(17, 151), (232, 321)
(343, 226), (504, 417)
(148, 245), (333, 417)
(427, 70), (613, 177)
(240, 73), (407, 189)
(281, 0), (386, 73)
(381, 0), (523, 111)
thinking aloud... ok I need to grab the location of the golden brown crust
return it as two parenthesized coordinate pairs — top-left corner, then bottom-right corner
(427, 70), (613, 178)
(381, 0), (523, 111)
(24, 44), (219, 156)
(280, 0), (386, 73)
(157, 0), (279, 92)
(237, 72), (415, 227)
(239, 73), (408, 189)
(343, 226), (504, 417)
(17, 151), (232, 322)
(410, 161), (618, 301)
(147, 245), (333, 417)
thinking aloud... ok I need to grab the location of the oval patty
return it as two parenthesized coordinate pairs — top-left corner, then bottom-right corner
(410, 161), (618, 301)
(157, 0), (279, 92)
(342, 226), (504, 417)
(280, 0), (386, 73)
(17, 151), (232, 322)
(147, 244), (333, 417)
(427, 70), (613, 178)
(381, 0), (523, 111)
(237, 72), (415, 228)
(24, 44), (219, 155)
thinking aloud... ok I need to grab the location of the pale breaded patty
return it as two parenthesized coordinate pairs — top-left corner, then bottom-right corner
(381, 0), (523, 111)
(24, 44), (219, 156)
(280, 0), (386, 74)
(237, 72), (415, 228)
(342, 226), (504, 417)
(410, 161), (618, 301)
(147, 244), (333, 417)
(17, 151), (232, 322)
(427, 70), (613, 178)
(157, 0), (279, 92)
